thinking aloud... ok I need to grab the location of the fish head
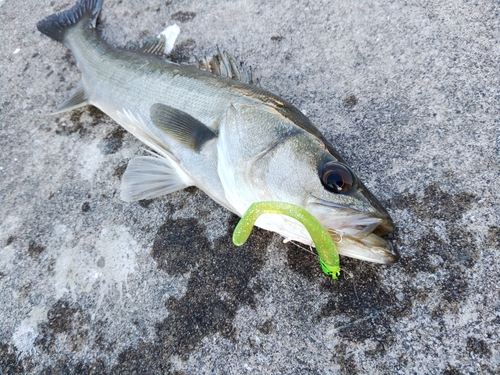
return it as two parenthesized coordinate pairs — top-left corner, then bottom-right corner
(305, 153), (398, 264)
(252, 132), (398, 264)
(218, 103), (397, 264)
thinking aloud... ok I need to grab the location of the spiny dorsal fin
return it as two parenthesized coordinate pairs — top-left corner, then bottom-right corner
(126, 24), (180, 57)
(140, 35), (168, 56)
(126, 33), (256, 84)
(197, 49), (256, 85)
(125, 35), (169, 58)
(150, 103), (217, 151)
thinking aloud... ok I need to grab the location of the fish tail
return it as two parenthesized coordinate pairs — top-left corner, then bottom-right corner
(36, 0), (103, 43)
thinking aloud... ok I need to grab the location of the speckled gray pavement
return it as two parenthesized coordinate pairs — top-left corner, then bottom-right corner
(1, 0), (499, 373)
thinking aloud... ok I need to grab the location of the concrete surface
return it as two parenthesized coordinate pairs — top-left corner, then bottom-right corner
(1, 0), (499, 373)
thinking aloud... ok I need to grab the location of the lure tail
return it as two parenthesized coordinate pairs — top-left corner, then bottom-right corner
(36, 0), (103, 43)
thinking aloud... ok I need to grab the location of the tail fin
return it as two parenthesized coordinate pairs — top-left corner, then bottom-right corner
(36, 0), (103, 43)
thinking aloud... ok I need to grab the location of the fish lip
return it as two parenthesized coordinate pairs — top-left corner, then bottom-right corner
(332, 231), (400, 264)
(309, 196), (398, 263)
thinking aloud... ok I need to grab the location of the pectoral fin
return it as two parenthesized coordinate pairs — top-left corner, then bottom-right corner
(53, 84), (89, 114)
(120, 155), (192, 202)
(150, 103), (217, 151)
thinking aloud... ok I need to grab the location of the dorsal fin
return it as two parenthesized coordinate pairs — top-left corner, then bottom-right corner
(197, 49), (256, 85)
(125, 24), (180, 58)
(126, 34), (256, 84)
(125, 35), (169, 58)
(140, 36), (167, 56)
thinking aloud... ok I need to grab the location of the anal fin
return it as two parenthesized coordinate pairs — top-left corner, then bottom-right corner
(120, 155), (193, 202)
(150, 103), (217, 151)
(53, 84), (88, 114)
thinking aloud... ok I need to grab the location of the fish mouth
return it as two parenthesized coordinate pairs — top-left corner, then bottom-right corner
(330, 228), (399, 265)
(309, 199), (398, 264)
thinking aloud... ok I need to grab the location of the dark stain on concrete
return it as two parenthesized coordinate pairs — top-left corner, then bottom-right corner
(171, 11), (196, 23)
(19, 282), (32, 299)
(343, 94), (358, 108)
(287, 181), (481, 368)
(138, 199), (155, 208)
(112, 214), (272, 371)
(139, 29), (151, 39)
(113, 161), (127, 179)
(486, 225), (500, 247)
(81, 201), (91, 212)
(392, 183), (474, 222)
(98, 127), (126, 154)
(55, 109), (87, 135)
(466, 337), (491, 357)
(28, 240), (45, 256)
(391, 183), (478, 313)
(0, 343), (27, 374)
(71, 360), (107, 374)
(184, 186), (198, 194)
(257, 319), (276, 335)
(54, 106), (106, 136)
(36, 300), (90, 353)
(318, 258), (406, 345)
(285, 241), (325, 281)
(439, 269), (470, 307)
(322, 264), (395, 318)
(47, 301), (80, 333)
(112, 341), (171, 373)
(332, 342), (360, 374)
(168, 38), (196, 64)
(86, 106), (107, 126)
(61, 49), (76, 68)
(398, 228), (475, 280)
(443, 365), (465, 375)
(151, 217), (211, 275)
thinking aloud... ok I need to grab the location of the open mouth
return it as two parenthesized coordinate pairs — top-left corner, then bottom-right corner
(309, 198), (399, 264)
(329, 216), (399, 264)
(331, 230), (399, 264)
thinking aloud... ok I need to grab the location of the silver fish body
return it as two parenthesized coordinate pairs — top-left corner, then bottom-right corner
(37, 0), (398, 264)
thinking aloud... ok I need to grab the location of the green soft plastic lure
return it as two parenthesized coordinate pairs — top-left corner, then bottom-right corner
(233, 202), (341, 279)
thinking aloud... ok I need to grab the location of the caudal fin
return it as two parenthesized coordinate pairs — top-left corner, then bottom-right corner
(36, 0), (103, 43)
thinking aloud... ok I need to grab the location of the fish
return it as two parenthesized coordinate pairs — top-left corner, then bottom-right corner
(37, 0), (399, 264)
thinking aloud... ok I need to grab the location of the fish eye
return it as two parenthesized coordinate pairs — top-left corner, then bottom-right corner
(321, 162), (354, 193)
